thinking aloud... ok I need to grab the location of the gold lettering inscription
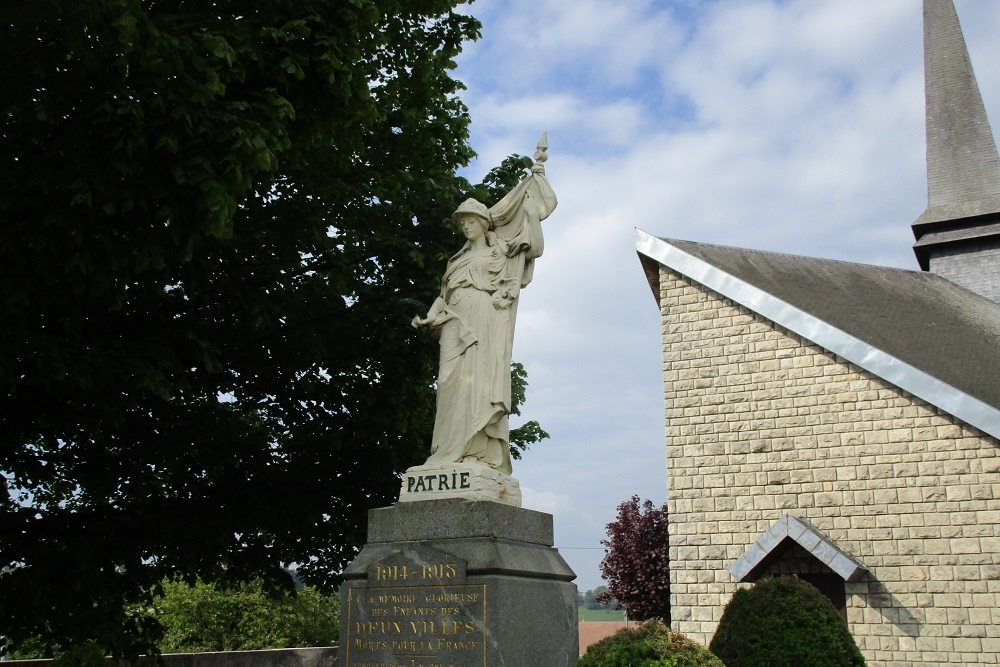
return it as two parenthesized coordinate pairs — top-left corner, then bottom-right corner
(437, 638), (479, 651)
(374, 565), (410, 582)
(354, 621), (405, 635)
(432, 592), (478, 603)
(371, 562), (458, 584)
(346, 584), (485, 666)
(393, 605), (436, 616)
(367, 593), (417, 605)
(406, 620), (476, 635)
(419, 562), (457, 580)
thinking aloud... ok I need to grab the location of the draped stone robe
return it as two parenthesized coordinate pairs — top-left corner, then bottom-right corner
(423, 203), (544, 474)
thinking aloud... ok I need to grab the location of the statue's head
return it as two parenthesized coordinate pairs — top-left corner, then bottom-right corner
(451, 198), (490, 231)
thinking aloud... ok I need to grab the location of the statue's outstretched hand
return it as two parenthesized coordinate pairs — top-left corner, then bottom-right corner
(413, 297), (446, 328)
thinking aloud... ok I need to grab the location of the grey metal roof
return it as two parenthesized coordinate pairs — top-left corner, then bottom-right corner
(636, 231), (1000, 439)
(728, 514), (868, 583)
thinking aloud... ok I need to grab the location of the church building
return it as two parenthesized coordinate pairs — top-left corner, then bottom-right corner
(636, 1), (1000, 665)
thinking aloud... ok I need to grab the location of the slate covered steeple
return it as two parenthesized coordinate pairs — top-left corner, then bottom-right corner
(912, 0), (1000, 302)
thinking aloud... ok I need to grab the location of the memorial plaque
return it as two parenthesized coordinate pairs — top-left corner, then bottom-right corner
(343, 547), (487, 667)
(340, 500), (579, 666)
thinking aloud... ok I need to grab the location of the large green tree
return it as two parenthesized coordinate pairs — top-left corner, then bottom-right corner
(0, 0), (541, 657)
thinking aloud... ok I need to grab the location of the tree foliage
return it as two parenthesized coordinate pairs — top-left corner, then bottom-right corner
(709, 577), (866, 667)
(149, 578), (338, 653)
(3, 578), (339, 659)
(599, 496), (671, 623)
(509, 361), (550, 460)
(580, 585), (615, 610)
(0, 0), (544, 657)
(49, 642), (113, 667)
(576, 620), (724, 667)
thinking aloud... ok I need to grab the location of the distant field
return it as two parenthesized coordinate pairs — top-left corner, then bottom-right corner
(578, 607), (627, 622)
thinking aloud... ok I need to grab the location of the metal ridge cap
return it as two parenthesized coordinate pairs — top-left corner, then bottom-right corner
(635, 230), (1000, 440)
(727, 514), (868, 583)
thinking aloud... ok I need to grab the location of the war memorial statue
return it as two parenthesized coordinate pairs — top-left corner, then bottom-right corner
(339, 136), (578, 666)
(401, 135), (557, 505)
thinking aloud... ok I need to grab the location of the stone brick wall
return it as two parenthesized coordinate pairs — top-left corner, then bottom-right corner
(659, 266), (1000, 666)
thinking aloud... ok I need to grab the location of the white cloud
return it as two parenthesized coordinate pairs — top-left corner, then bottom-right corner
(446, 0), (1000, 590)
(463, 0), (681, 92)
(520, 487), (571, 515)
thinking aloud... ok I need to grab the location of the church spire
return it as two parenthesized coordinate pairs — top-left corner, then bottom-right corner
(921, 0), (1000, 212)
(912, 0), (1000, 303)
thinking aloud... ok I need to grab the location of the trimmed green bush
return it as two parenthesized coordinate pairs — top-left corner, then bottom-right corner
(577, 620), (725, 667)
(709, 576), (866, 667)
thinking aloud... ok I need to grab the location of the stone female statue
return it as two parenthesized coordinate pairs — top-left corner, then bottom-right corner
(412, 135), (557, 478)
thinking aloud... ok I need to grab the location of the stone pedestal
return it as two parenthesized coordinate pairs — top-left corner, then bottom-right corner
(398, 462), (522, 506)
(339, 499), (578, 666)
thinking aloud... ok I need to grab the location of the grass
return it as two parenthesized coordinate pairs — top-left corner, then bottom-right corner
(578, 606), (627, 622)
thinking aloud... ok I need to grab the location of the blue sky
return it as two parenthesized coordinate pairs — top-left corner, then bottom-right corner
(447, 0), (1000, 592)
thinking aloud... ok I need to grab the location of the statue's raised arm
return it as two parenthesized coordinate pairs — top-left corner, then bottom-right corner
(404, 135), (557, 506)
